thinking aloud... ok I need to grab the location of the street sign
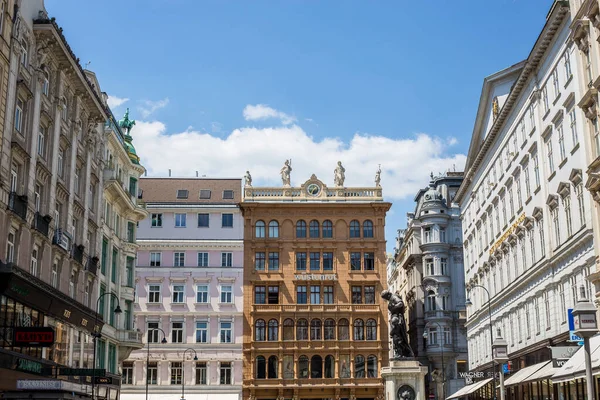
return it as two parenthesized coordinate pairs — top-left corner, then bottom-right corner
(502, 363), (510, 374)
(13, 327), (55, 347)
(568, 309), (584, 344)
(58, 368), (105, 377)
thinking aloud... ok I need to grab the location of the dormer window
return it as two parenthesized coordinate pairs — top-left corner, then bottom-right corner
(223, 190), (234, 199)
(199, 190), (211, 199)
(176, 189), (188, 199)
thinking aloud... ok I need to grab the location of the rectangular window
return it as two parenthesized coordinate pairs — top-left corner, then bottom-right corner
(363, 252), (374, 271)
(37, 126), (46, 158)
(221, 252), (232, 267)
(196, 285), (208, 303)
(564, 196), (573, 238)
(352, 286), (362, 304)
(220, 321), (232, 343)
(255, 286), (266, 304)
(310, 285), (320, 304)
(171, 362), (183, 384)
(220, 285), (232, 303)
(221, 213), (233, 228)
(552, 208), (560, 247)
(149, 285), (161, 303)
(171, 322), (183, 343)
(172, 285), (185, 303)
(51, 263), (58, 288)
(268, 286), (279, 304)
(220, 362), (232, 385)
(150, 252), (161, 267)
(255, 252), (265, 270)
(533, 154), (540, 188)
(576, 183), (586, 227)
(557, 125), (566, 161)
(324, 286), (334, 304)
(57, 149), (64, 178)
(569, 108), (578, 147)
(350, 252), (361, 271)
(309, 252), (320, 271)
(542, 86), (549, 113)
(297, 285), (307, 304)
(552, 69), (560, 98)
(323, 252), (333, 271)
(147, 362), (158, 384)
(175, 213), (186, 227)
(565, 49), (572, 79)
(151, 213), (162, 227)
(14, 98), (23, 132)
(174, 252), (185, 267)
(426, 258), (434, 276)
(268, 252), (279, 270)
(196, 321), (208, 343)
(223, 190), (234, 199)
(365, 286), (375, 304)
(197, 213), (209, 227)
(199, 189), (211, 199)
(176, 189), (188, 199)
(196, 362), (207, 384)
(197, 252), (209, 267)
(122, 362), (133, 385)
(296, 252), (306, 271)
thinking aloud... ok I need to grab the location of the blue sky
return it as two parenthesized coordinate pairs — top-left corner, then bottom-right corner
(46, 0), (551, 253)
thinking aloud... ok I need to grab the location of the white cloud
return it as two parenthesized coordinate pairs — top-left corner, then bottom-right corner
(138, 98), (170, 118)
(107, 95), (129, 109)
(243, 104), (297, 125)
(132, 112), (466, 200)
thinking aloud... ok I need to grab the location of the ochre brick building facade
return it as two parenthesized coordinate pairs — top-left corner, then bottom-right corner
(240, 174), (391, 400)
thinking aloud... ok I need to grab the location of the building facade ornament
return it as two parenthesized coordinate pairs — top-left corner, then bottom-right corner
(280, 159), (292, 186)
(334, 161), (345, 187)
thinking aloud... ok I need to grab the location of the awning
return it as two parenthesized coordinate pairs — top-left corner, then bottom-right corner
(553, 335), (600, 383)
(120, 394), (239, 400)
(504, 361), (548, 386)
(522, 361), (557, 383)
(447, 377), (492, 399)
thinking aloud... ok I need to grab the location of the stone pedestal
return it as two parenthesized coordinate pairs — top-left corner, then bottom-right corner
(381, 360), (428, 400)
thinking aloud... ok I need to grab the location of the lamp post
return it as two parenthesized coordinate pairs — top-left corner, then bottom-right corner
(181, 348), (198, 400)
(423, 322), (445, 400)
(91, 292), (122, 400)
(146, 328), (167, 400)
(572, 285), (598, 400)
(492, 329), (508, 400)
(465, 284), (496, 400)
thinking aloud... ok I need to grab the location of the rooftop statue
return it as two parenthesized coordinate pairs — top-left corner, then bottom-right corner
(118, 108), (136, 134)
(280, 160), (292, 187)
(244, 171), (253, 187)
(375, 165), (381, 187)
(334, 161), (345, 187)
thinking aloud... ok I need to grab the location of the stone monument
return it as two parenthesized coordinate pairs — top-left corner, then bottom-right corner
(381, 290), (428, 400)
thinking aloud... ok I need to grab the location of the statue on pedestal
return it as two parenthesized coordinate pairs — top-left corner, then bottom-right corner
(334, 161), (345, 187)
(280, 160), (292, 186)
(381, 290), (414, 359)
(244, 170), (252, 187)
(375, 165), (381, 187)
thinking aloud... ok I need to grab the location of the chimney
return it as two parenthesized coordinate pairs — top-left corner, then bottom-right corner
(168, 169), (171, 177)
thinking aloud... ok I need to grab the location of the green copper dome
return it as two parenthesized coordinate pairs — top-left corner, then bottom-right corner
(118, 108), (140, 165)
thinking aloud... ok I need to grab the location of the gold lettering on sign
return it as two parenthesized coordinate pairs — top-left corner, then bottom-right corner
(489, 213), (526, 255)
(81, 319), (88, 327)
(63, 310), (72, 319)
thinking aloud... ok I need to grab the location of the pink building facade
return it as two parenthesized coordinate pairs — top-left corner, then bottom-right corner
(120, 178), (243, 400)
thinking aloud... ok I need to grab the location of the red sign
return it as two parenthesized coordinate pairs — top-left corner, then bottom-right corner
(13, 327), (55, 347)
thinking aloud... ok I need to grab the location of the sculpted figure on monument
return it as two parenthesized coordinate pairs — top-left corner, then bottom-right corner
(244, 170), (252, 187)
(280, 160), (292, 186)
(375, 165), (381, 187)
(334, 161), (345, 186)
(381, 290), (414, 358)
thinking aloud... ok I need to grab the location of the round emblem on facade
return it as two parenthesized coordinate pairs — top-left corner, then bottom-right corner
(307, 183), (320, 196)
(397, 385), (416, 400)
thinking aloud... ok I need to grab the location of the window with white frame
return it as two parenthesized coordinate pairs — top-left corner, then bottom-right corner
(74, 168), (80, 196)
(175, 213), (186, 227)
(196, 321), (208, 343)
(57, 149), (64, 178)
(576, 183), (585, 228)
(31, 247), (38, 277)
(147, 362), (158, 384)
(174, 252), (185, 267)
(563, 195), (573, 238)
(147, 322), (160, 343)
(220, 362), (232, 384)
(151, 213), (162, 227)
(148, 284), (161, 303)
(221, 213), (233, 228)
(69, 270), (76, 299)
(533, 154), (540, 187)
(428, 327), (438, 345)
(6, 230), (15, 263)
(196, 362), (207, 384)
(14, 98), (23, 132)
(42, 70), (49, 96)
(20, 39), (27, 66)
(425, 258), (434, 276)
(0, 2), (4, 37)
(197, 252), (209, 267)
(557, 124), (566, 161)
(551, 208), (560, 247)
(441, 258), (448, 275)
(172, 285), (185, 303)
(534, 297), (541, 333)
(569, 107), (578, 147)
(150, 252), (161, 267)
(171, 321), (184, 343)
(220, 285), (233, 303)
(542, 86), (549, 114)
(122, 362), (133, 385)
(443, 327), (451, 345)
(170, 361), (182, 384)
(565, 49), (572, 79)
(523, 164), (531, 197)
(221, 252), (232, 267)
(552, 69), (559, 99)
(196, 285), (209, 303)
(220, 320), (232, 343)
(34, 183), (41, 212)
(51, 262), (58, 288)
(37, 126), (46, 158)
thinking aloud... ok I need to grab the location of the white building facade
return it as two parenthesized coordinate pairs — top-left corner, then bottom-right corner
(455, 3), (596, 396)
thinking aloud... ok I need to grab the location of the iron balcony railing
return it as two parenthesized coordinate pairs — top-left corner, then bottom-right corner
(72, 244), (85, 264)
(86, 256), (99, 276)
(8, 192), (27, 221)
(33, 212), (52, 237)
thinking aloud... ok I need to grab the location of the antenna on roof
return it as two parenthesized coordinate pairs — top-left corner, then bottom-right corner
(84, 61), (91, 69)
(144, 170), (147, 177)
(168, 169), (171, 177)
(196, 171), (199, 177)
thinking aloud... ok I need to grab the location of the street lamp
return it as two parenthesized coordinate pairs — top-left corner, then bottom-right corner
(572, 285), (598, 400)
(465, 284), (496, 400)
(92, 292), (122, 400)
(492, 329), (508, 400)
(146, 328), (167, 400)
(182, 348), (198, 399)
(423, 321), (445, 400)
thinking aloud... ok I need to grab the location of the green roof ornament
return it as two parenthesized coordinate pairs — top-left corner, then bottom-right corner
(118, 108), (136, 134)
(118, 108), (140, 165)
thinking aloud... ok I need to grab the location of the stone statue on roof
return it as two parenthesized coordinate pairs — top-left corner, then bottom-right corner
(280, 160), (292, 187)
(244, 171), (252, 187)
(334, 161), (345, 187)
(118, 108), (136, 135)
(375, 165), (381, 187)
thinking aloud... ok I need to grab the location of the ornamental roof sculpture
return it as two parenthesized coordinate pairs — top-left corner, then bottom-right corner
(118, 108), (140, 165)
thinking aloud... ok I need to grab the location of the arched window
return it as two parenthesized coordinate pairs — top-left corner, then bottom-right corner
(354, 355), (365, 378)
(324, 319), (336, 340)
(363, 220), (374, 238)
(268, 221), (279, 238)
(367, 355), (378, 378)
(338, 318), (349, 340)
(322, 220), (333, 238)
(309, 220), (320, 238)
(297, 319), (308, 341)
(366, 319), (377, 340)
(298, 355), (309, 379)
(255, 319), (266, 341)
(325, 355), (335, 378)
(283, 319), (294, 341)
(256, 356), (266, 379)
(310, 319), (322, 340)
(268, 356), (278, 378)
(350, 220), (360, 238)
(311, 355), (323, 378)
(268, 319), (279, 341)
(354, 319), (365, 341)
(255, 220), (265, 238)
(296, 220), (307, 238)
(427, 290), (437, 311)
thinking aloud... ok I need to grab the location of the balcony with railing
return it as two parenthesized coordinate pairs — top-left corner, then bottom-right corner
(33, 212), (52, 237)
(252, 304), (377, 314)
(86, 256), (99, 276)
(8, 192), (27, 221)
(52, 229), (72, 253)
(117, 329), (144, 359)
(72, 244), (85, 265)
